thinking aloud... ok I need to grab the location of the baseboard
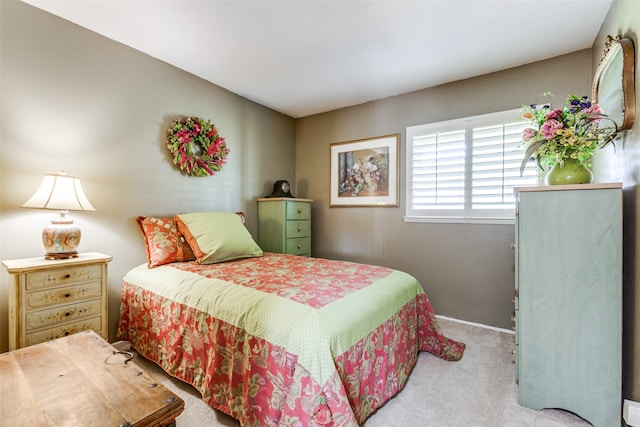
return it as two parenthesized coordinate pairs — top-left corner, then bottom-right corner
(436, 314), (515, 335)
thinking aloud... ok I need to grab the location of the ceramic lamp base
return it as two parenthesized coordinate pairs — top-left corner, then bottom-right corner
(44, 251), (79, 260)
(42, 218), (81, 259)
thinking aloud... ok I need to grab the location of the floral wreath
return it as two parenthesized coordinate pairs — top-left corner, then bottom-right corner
(166, 116), (230, 176)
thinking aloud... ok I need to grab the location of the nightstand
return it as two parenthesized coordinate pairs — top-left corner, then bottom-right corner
(257, 198), (313, 256)
(2, 252), (112, 350)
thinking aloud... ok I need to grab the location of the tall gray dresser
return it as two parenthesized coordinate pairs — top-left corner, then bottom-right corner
(514, 183), (622, 427)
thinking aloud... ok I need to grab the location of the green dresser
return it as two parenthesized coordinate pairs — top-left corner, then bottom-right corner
(257, 198), (313, 256)
(513, 183), (622, 427)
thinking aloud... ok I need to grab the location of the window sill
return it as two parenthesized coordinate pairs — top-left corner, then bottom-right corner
(403, 216), (515, 225)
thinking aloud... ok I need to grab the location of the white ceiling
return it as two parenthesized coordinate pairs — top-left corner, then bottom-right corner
(22, 0), (613, 118)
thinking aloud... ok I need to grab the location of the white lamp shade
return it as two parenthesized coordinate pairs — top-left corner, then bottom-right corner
(22, 173), (95, 211)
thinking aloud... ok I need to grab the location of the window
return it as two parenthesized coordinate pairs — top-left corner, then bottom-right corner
(405, 109), (537, 224)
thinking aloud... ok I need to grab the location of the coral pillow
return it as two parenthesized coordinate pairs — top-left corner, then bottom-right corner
(175, 212), (263, 264)
(136, 216), (196, 268)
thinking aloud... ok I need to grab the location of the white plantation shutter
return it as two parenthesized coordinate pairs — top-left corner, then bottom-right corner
(406, 109), (538, 223)
(411, 129), (465, 210)
(472, 121), (532, 209)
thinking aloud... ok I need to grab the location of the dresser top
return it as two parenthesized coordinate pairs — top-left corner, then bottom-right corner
(514, 182), (622, 194)
(2, 252), (112, 273)
(257, 197), (313, 202)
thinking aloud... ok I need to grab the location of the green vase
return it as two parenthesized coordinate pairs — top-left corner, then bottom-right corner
(545, 157), (593, 185)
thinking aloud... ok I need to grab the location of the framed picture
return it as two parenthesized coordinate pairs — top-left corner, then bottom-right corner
(330, 133), (399, 207)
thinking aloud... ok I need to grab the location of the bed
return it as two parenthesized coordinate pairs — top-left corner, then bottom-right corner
(117, 212), (464, 427)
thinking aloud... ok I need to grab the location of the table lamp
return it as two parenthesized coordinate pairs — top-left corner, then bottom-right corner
(22, 172), (95, 259)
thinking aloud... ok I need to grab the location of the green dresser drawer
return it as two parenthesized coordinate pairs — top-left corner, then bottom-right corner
(285, 220), (310, 238)
(286, 202), (311, 220)
(286, 237), (310, 255)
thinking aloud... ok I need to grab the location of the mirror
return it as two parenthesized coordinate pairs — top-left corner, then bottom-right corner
(592, 35), (636, 131)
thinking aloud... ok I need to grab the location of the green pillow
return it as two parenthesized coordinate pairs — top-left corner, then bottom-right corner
(175, 212), (263, 264)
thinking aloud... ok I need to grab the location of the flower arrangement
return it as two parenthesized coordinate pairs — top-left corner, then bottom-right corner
(340, 153), (387, 195)
(167, 116), (230, 177)
(341, 166), (365, 195)
(519, 93), (618, 175)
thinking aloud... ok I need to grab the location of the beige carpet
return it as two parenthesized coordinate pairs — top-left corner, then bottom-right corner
(134, 317), (591, 426)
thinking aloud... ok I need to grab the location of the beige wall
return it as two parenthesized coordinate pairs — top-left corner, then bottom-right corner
(0, 1), (296, 352)
(594, 0), (640, 404)
(295, 51), (594, 330)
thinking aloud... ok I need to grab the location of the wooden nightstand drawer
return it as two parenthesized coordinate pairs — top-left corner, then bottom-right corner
(26, 281), (102, 310)
(285, 220), (310, 238)
(26, 298), (102, 330)
(286, 202), (311, 220)
(286, 237), (311, 255)
(26, 264), (102, 290)
(26, 317), (102, 346)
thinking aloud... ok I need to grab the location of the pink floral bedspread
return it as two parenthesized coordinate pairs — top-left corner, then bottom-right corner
(117, 253), (464, 426)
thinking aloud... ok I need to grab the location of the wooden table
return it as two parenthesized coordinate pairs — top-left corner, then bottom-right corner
(0, 330), (184, 426)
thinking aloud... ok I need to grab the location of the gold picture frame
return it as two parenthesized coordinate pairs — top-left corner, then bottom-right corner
(592, 35), (636, 131)
(330, 134), (399, 207)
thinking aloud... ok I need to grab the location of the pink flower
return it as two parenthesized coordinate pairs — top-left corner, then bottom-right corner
(176, 130), (191, 143)
(545, 109), (564, 121)
(582, 104), (603, 115)
(522, 128), (536, 142)
(540, 119), (564, 139)
(581, 104), (604, 123)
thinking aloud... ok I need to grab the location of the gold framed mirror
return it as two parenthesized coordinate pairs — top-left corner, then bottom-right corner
(592, 35), (636, 131)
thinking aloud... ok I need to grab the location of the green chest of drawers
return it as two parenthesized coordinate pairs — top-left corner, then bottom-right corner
(257, 198), (313, 256)
(514, 183), (622, 427)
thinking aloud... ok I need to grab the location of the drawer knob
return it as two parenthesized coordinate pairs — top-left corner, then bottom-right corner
(65, 312), (71, 317)
(297, 244), (302, 249)
(297, 227), (301, 232)
(297, 209), (302, 214)
(65, 293), (71, 298)
(64, 331), (70, 336)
